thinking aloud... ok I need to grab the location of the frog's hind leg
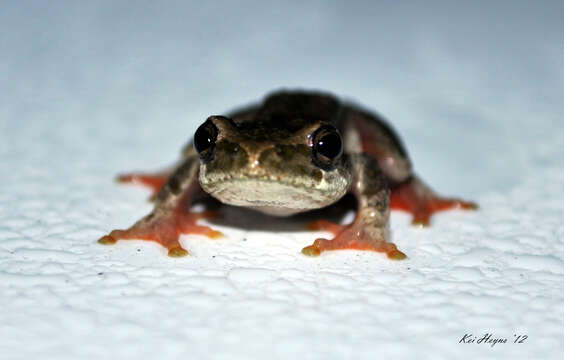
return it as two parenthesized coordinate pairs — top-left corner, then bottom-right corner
(390, 176), (477, 226)
(117, 170), (172, 201)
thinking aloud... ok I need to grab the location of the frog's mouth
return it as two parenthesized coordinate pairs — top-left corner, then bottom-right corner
(200, 177), (345, 217)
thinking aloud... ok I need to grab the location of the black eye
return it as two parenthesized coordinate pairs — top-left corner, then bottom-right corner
(311, 125), (343, 170)
(194, 118), (218, 163)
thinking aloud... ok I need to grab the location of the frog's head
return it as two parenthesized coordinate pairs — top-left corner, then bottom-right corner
(194, 115), (352, 216)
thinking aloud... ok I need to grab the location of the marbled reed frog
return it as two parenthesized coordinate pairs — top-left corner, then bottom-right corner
(99, 91), (476, 259)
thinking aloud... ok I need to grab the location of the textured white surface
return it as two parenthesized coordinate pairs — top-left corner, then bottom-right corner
(1, 2), (564, 359)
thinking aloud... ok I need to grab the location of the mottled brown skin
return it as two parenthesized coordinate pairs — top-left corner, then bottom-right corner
(99, 90), (477, 259)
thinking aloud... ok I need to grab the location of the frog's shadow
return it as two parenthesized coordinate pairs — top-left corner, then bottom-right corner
(200, 194), (356, 233)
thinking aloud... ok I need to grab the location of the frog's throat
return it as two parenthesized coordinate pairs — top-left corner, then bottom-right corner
(199, 177), (348, 217)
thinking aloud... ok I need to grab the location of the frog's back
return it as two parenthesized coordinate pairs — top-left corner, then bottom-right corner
(229, 90), (341, 131)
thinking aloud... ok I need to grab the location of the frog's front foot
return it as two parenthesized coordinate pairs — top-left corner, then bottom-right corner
(390, 176), (477, 226)
(303, 220), (407, 260)
(98, 210), (223, 257)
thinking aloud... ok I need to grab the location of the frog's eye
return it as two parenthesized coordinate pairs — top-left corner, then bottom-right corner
(311, 125), (343, 170)
(194, 118), (218, 163)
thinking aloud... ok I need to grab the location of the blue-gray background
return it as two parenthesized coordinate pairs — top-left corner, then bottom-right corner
(2, 2), (564, 360)
(2, 1), (562, 196)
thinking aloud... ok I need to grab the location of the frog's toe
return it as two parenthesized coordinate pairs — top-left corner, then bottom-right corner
(459, 200), (478, 210)
(387, 249), (408, 260)
(168, 246), (190, 257)
(116, 173), (131, 183)
(180, 224), (224, 239)
(301, 242), (323, 257)
(98, 235), (117, 245)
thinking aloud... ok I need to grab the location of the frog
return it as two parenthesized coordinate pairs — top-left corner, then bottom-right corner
(98, 90), (477, 259)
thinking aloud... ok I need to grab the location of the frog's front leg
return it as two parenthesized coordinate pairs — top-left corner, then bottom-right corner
(390, 176), (478, 226)
(98, 154), (222, 257)
(302, 154), (407, 260)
